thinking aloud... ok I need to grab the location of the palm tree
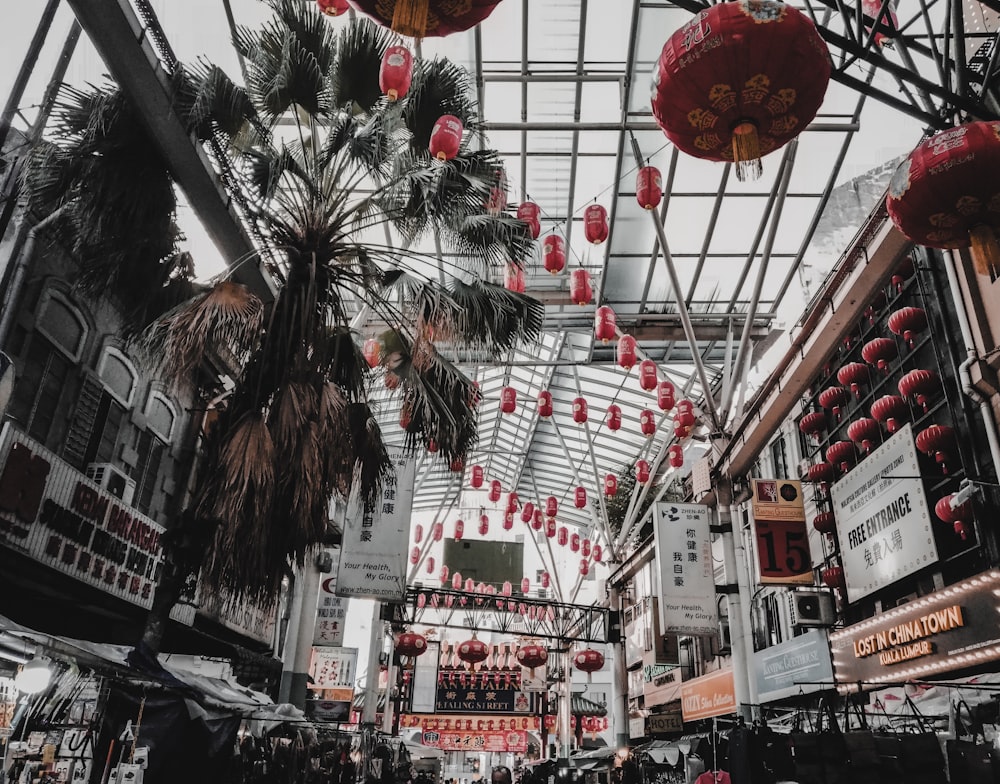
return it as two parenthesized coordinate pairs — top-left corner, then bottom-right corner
(22, 0), (543, 655)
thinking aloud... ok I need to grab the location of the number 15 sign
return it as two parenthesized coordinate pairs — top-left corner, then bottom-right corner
(750, 479), (813, 585)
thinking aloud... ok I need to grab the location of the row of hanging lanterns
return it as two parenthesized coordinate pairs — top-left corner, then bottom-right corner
(818, 367), (940, 423)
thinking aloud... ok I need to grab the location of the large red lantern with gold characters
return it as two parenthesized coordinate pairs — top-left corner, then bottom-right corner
(886, 121), (1000, 275)
(397, 631), (428, 659)
(650, 0), (830, 181)
(352, 0), (504, 38)
(379, 45), (413, 101)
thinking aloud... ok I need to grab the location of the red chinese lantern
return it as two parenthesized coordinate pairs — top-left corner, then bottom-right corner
(543, 235), (566, 275)
(537, 390), (554, 418)
(466, 578), (475, 592)
(813, 511), (836, 535)
(558, 526), (569, 547)
(489, 480), (502, 503)
(639, 409), (656, 437)
(317, 0), (349, 15)
(427, 439), (439, 454)
(501, 580), (512, 597)
(637, 459), (651, 484)
(593, 544), (603, 563)
(606, 404), (623, 432)
(886, 122), (1000, 275)
(676, 399), (694, 415)
(507, 492), (520, 511)
(520, 501), (535, 523)
(544, 715), (557, 731)
(379, 45), (413, 101)
(668, 444), (684, 469)
(915, 424), (956, 474)
(504, 265), (525, 294)
(821, 565), (846, 594)
(478, 514), (489, 535)
(864, 289), (888, 324)
(414, 523), (424, 543)
(521, 577), (531, 594)
(595, 306), (617, 343)
(532, 509), (544, 531)
(500, 386), (517, 414)
(573, 397), (589, 424)
(452, 571), (463, 589)
(570, 533), (581, 552)
(432, 522), (443, 541)
(798, 411), (827, 443)
(516, 644), (548, 675)
(580, 559), (590, 577)
(584, 204), (609, 244)
(636, 166), (663, 210)
(871, 395), (909, 434)
(429, 114), (463, 161)
(409, 546), (420, 564)
(449, 457), (464, 473)
(440, 565), (449, 582)
(457, 638), (489, 665)
(847, 417), (882, 454)
(657, 380), (676, 411)
(426, 556), (435, 574)
(545, 496), (558, 519)
(570, 269), (593, 306)
(541, 571), (551, 588)
(503, 511), (515, 531)
(861, 337), (898, 373)
(862, 0), (898, 45)
(396, 631), (428, 659)
(807, 461), (837, 493)
(454, 519), (464, 540)
(891, 256), (914, 293)
(517, 202), (541, 240)
(818, 385), (850, 421)
(485, 169), (507, 216)
(470, 465), (484, 489)
(935, 494), (974, 540)
(573, 648), (605, 682)
(673, 410), (695, 439)
(898, 369), (940, 412)
(574, 486), (587, 509)
(887, 307), (928, 349)
(545, 517), (556, 538)
(604, 473), (618, 497)
(351, 0), (503, 38)
(826, 440), (858, 473)
(638, 359), (658, 391)
(651, 1), (830, 181)
(617, 335), (638, 369)
(837, 362), (870, 398)
(581, 538), (591, 558)
(363, 337), (381, 368)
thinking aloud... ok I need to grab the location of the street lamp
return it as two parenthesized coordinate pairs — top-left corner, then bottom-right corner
(14, 657), (52, 695)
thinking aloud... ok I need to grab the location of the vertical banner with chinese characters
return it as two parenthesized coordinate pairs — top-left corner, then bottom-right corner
(335, 448), (415, 600)
(314, 549), (349, 646)
(652, 503), (717, 634)
(750, 479), (813, 585)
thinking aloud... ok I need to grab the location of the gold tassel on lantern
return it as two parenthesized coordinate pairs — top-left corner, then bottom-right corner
(969, 224), (1000, 276)
(391, 0), (430, 38)
(732, 121), (763, 182)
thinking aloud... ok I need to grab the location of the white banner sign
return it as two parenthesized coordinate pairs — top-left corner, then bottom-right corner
(309, 646), (358, 689)
(653, 502), (717, 634)
(830, 424), (937, 602)
(336, 449), (415, 600)
(314, 550), (348, 646)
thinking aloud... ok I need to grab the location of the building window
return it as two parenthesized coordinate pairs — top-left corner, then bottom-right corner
(145, 391), (177, 444)
(36, 290), (87, 361)
(770, 436), (788, 479)
(130, 429), (167, 515)
(97, 348), (138, 407)
(8, 334), (72, 446)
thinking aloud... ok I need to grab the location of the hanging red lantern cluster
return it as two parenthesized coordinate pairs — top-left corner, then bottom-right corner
(798, 411), (827, 443)
(813, 511), (836, 535)
(584, 204), (609, 244)
(636, 166), (663, 210)
(847, 417), (881, 454)
(827, 440), (857, 473)
(650, 0), (831, 181)
(606, 404), (623, 431)
(640, 409), (656, 437)
(657, 380), (675, 411)
(888, 307), (928, 349)
(573, 397), (589, 424)
(807, 461), (837, 494)
(317, 0), (349, 16)
(935, 494), (974, 540)
(504, 265), (525, 294)
(870, 395), (909, 434)
(861, 337), (898, 373)
(595, 306), (617, 343)
(352, 0), (504, 39)
(818, 385), (850, 421)
(673, 400), (695, 438)
(574, 486), (587, 509)
(838, 362), (870, 398)
(543, 235), (566, 275)
(429, 115), (463, 161)
(886, 121), (1000, 275)
(470, 465), (484, 489)
(915, 424), (956, 473)
(517, 201), (541, 240)
(898, 368), (940, 412)
(636, 459), (651, 484)
(379, 45), (413, 101)
(538, 390), (554, 418)
(570, 269), (593, 305)
(668, 444), (684, 469)
(617, 335), (638, 369)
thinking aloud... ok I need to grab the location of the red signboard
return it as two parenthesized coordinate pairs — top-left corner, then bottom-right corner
(421, 730), (527, 753)
(751, 480), (813, 585)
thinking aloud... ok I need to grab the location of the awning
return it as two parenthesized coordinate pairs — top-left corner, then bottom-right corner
(634, 740), (681, 766)
(352, 691), (386, 711)
(571, 694), (607, 716)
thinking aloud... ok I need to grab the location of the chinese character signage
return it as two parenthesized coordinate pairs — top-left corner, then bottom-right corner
(314, 550), (348, 646)
(652, 503), (717, 634)
(0, 425), (165, 609)
(336, 448), (415, 600)
(309, 646), (358, 690)
(434, 685), (532, 714)
(750, 479), (812, 585)
(752, 630), (833, 702)
(421, 730), (527, 753)
(829, 425), (937, 602)
(401, 714), (540, 732)
(680, 668), (736, 722)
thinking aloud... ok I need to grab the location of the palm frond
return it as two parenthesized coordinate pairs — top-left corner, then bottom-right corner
(176, 61), (262, 143)
(403, 57), (482, 153)
(328, 18), (393, 112)
(444, 279), (545, 351)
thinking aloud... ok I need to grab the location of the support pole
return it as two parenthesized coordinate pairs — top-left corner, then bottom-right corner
(716, 476), (753, 721)
(361, 601), (385, 726)
(609, 585), (629, 751)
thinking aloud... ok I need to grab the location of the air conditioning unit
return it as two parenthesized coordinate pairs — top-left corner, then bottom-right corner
(797, 459), (812, 479)
(788, 590), (836, 628)
(85, 463), (136, 505)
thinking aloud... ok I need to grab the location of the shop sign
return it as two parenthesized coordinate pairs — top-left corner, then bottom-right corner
(652, 503), (717, 634)
(680, 668), (736, 722)
(401, 714), (540, 732)
(648, 711), (684, 735)
(829, 569), (1000, 690)
(435, 684), (532, 713)
(307, 699), (352, 722)
(309, 646), (358, 690)
(0, 425), (165, 609)
(642, 652), (682, 708)
(628, 716), (646, 740)
(829, 424), (937, 602)
(421, 730), (527, 753)
(314, 550), (348, 646)
(753, 629), (833, 703)
(197, 587), (277, 645)
(336, 448), (415, 600)
(750, 479), (812, 585)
